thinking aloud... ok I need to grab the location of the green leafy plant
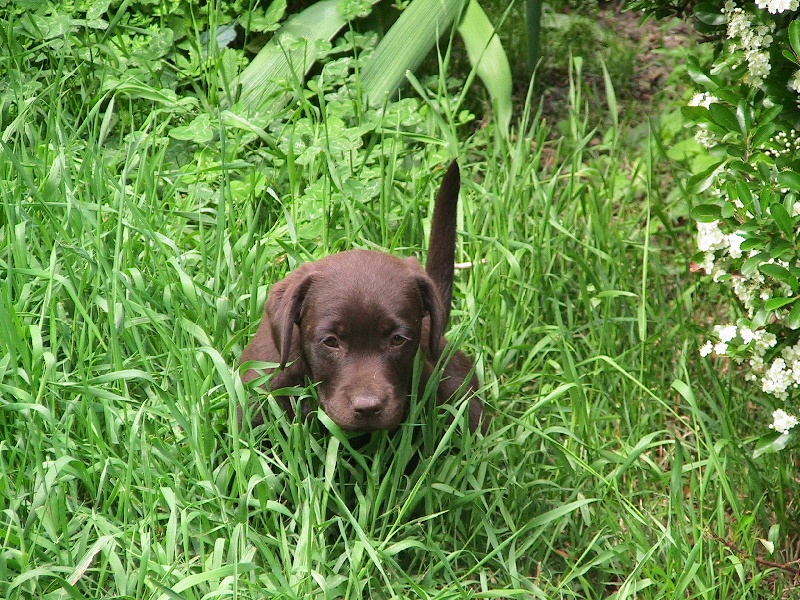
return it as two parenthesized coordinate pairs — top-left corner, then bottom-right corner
(235, 0), (513, 136)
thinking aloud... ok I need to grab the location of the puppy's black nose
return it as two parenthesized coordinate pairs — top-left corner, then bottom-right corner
(351, 395), (384, 416)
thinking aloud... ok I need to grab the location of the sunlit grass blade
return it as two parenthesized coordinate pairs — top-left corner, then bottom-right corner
(457, 0), (513, 136)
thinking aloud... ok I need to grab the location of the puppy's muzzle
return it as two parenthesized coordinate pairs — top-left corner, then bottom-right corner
(350, 394), (385, 417)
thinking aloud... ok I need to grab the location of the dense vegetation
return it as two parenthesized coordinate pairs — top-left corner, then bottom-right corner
(1, 1), (797, 598)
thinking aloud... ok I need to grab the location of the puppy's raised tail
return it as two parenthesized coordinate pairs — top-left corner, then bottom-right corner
(426, 160), (460, 327)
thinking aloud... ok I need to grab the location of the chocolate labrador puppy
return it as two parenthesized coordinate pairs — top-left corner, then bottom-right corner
(239, 161), (483, 433)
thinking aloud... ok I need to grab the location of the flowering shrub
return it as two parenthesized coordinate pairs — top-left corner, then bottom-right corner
(674, 3), (800, 454)
(625, 1), (800, 455)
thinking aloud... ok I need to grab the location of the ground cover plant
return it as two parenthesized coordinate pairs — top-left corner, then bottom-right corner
(1, 0), (798, 598)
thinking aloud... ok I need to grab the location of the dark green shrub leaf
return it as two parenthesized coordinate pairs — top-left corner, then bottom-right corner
(724, 143), (744, 158)
(709, 103), (740, 132)
(741, 237), (764, 252)
(782, 49), (800, 66)
(765, 297), (795, 311)
(691, 203), (722, 222)
(770, 202), (795, 237)
(735, 180), (753, 207)
(751, 122), (776, 149)
(728, 160), (757, 176)
(695, 3), (727, 26)
(687, 56), (717, 90)
(788, 300), (800, 329)
(688, 161), (725, 193)
(760, 104), (784, 124)
(721, 202), (736, 218)
(736, 100), (750, 135)
(681, 106), (710, 121)
(790, 19), (800, 55)
(770, 240), (795, 259)
(753, 430), (793, 458)
(714, 88), (743, 106)
(760, 262), (792, 284)
(742, 252), (765, 275)
(777, 170), (800, 191)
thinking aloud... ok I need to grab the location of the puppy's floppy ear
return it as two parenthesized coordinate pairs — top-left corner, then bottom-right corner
(415, 272), (446, 360)
(266, 264), (314, 368)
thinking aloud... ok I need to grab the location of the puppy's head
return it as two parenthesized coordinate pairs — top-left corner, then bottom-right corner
(266, 249), (444, 431)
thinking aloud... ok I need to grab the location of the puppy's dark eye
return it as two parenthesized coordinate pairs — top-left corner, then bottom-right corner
(390, 334), (407, 347)
(322, 336), (339, 348)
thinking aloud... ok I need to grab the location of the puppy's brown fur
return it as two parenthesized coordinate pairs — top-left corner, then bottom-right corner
(239, 161), (483, 432)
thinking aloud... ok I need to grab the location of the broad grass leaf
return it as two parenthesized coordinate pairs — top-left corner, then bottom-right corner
(69, 535), (116, 585)
(361, 0), (467, 107)
(529, 498), (597, 528)
(457, 0), (513, 136)
(235, 0), (350, 121)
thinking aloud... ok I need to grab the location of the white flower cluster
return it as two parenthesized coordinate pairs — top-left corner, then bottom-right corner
(689, 92), (718, 109)
(790, 70), (800, 94)
(696, 218), (799, 435)
(696, 220), (745, 277)
(769, 408), (799, 434)
(696, 218), (796, 313)
(688, 93), (720, 148)
(754, 0), (799, 14)
(700, 323), (776, 360)
(723, 1), (775, 87)
(738, 0), (800, 99)
(762, 129), (800, 159)
(697, 322), (800, 404)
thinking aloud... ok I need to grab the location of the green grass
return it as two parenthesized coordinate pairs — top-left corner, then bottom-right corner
(1, 2), (798, 599)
